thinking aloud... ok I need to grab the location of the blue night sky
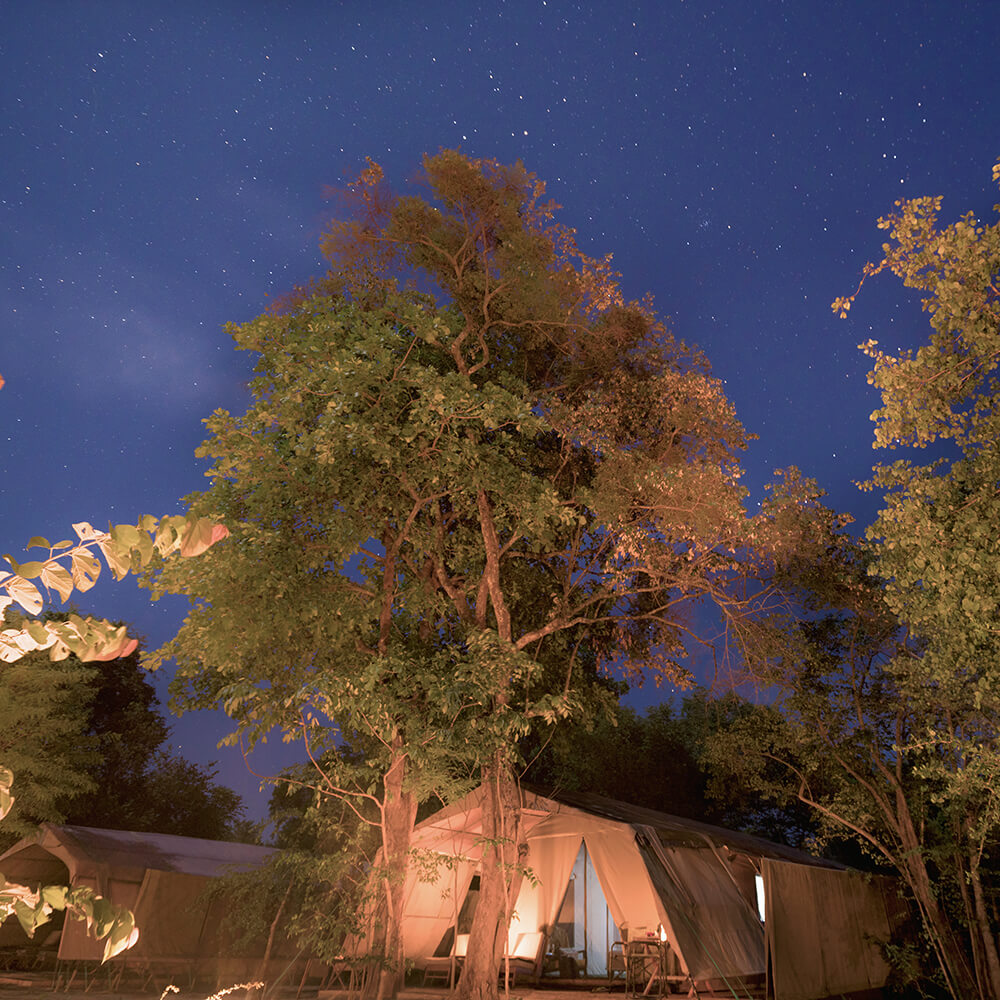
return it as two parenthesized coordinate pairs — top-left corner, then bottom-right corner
(3, 1), (999, 820)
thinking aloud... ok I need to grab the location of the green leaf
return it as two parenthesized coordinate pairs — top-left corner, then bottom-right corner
(179, 518), (229, 557)
(40, 563), (74, 602)
(70, 549), (102, 591)
(9, 560), (44, 580)
(40, 885), (68, 910)
(96, 540), (132, 581)
(24, 620), (50, 644)
(7, 576), (42, 614)
(110, 524), (142, 550)
(102, 911), (138, 961)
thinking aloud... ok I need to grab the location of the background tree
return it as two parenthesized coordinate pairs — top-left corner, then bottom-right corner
(746, 158), (1000, 999)
(147, 151), (821, 1000)
(61, 644), (244, 840)
(704, 529), (996, 999)
(0, 624), (245, 845)
(0, 618), (96, 846)
(523, 689), (818, 847)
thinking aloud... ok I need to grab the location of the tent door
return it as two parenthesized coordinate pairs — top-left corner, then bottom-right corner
(553, 841), (619, 977)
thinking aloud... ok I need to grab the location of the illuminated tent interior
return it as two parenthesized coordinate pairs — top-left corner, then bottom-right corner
(401, 787), (904, 1000)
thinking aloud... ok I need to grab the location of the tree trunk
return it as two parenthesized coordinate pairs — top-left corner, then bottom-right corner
(371, 746), (417, 1000)
(954, 850), (989, 999)
(969, 857), (1000, 1000)
(455, 755), (527, 1000)
(255, 882), (291, 992)
(896, 829), (980, 999)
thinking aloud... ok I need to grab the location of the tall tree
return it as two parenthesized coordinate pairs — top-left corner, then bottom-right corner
(148, 152), (814, 1000)
(813, 159), (1000, 999)
(0, 622), (96, 845)
(702, 532), (979, 988)
(0, 515), (228, 961)
(61, 645), (244, 840)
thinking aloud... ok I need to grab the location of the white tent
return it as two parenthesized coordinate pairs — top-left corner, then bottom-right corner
(0, 823), (289, 984)
(399, 787), (902, 1000)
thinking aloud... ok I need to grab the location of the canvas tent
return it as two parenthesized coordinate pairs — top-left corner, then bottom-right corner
(0, 824), (291, 985)
(398, 787), (902, 1000)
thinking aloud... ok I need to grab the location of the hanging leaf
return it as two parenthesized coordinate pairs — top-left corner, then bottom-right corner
(40, 563), (74, 602)
(7, 576), (42, 614)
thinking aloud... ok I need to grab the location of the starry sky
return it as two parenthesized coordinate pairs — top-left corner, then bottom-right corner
(3, 1), (999, 822)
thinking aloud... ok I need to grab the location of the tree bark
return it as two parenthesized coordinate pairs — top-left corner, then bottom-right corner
(255, 881), (291, 991)
(969, 856), (1000, 1000)
(455, 756), (527, 1000)
(894, 805), (980, 1000)
(371, 744), (417, 1000)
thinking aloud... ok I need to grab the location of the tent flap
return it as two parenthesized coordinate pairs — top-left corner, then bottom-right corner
(764, 858), (894, 1000)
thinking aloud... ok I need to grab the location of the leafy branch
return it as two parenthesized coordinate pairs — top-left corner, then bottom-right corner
(1, 515), (228, 663)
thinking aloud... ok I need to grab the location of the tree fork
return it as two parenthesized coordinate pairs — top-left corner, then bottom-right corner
(373, 743), (417, 1000)
(455, 755), (526, 1000)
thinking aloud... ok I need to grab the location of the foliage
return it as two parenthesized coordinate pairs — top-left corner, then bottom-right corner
(124, 751), (245, 840)
(60, 645), (244, 840)
(146, 151), (823, 1000)
(1, 516), (228, 663)
(215, 783), (379, 967)
(523, 686), (820, 850)
(0, 623), (97, 844)
(0, 619), (245, 844)
(0, 513), (228, 963)
(796, 157), (1000, 1000)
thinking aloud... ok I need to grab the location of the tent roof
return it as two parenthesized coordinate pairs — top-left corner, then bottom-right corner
(414, 784), (835, 869)
(527, 787), (837, 868)
(0, 824), (273, 884)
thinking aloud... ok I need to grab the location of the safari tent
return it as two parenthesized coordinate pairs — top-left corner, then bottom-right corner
(399, 786), (903, 1000)
(0, 824), (289, 985)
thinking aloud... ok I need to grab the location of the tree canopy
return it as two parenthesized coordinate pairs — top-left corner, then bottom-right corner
(147, 151), (824, 1000)
(0, 511), (229, 961)
(773, 158), (1000, 1000)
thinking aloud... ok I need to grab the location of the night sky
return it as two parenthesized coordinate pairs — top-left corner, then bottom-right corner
(3, 1), (999, 821)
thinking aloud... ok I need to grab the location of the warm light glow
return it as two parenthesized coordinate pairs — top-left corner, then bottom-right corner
(659, 923), (667, 942)
(755, 874), (766, 922)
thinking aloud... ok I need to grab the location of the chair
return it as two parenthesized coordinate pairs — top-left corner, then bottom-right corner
(499, 931), (545, 987)
(608, 940), (627, 984)
(420, 932), (468, 987)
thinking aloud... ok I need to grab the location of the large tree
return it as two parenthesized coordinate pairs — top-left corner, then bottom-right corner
(0, 513), (228, 959)
(702, 533), (985, 996)
(148, 152), (815, 1000)
(0, 623), (96, 845)
(806, 158), (1000, 999)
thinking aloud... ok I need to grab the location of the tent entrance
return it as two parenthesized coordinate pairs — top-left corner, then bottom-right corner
(551, 841), (619, 977)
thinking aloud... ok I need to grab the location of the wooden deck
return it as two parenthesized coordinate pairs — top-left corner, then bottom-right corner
(0, 972), (759, 1000)
(318, 983), (760, 1000)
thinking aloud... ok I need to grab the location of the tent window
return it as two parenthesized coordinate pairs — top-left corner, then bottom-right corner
(457, 875), (480, 934)
(554, 875), (577, 947)
(432, 926), (455, 958)
(754, 874), (765, 923)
